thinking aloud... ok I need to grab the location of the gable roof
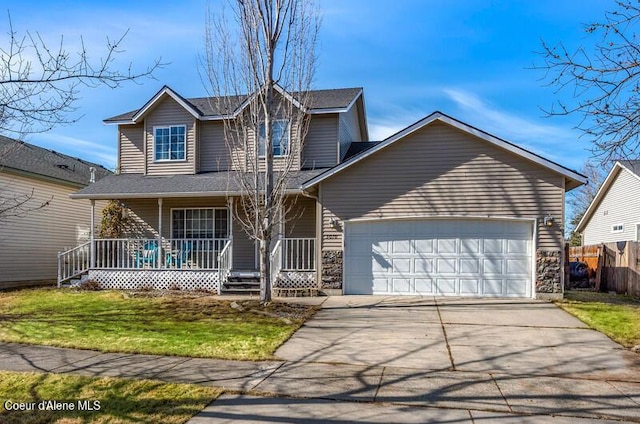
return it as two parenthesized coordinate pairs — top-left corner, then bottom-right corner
(575, 160), (640, 233)
(301, 111), (587, 191)
(0, 136), (111, 187)
(104, 85), (363, 124)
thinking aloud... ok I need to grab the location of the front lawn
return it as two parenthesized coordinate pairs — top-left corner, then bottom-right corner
(0, 371), (220, 423)
(557, 291), (640, 348)
(0, 288), (318, 360)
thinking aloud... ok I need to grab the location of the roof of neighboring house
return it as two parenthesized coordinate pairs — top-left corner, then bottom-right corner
(302, 111), (588, 191)
(343, 141), (381, 161)
(70, 169), (327, 199)
(104, 85), (363, 123)
(575, 160), (640, 233)
(0, 136), (111, 187)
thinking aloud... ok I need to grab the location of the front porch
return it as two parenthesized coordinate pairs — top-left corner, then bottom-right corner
(58, 236), (317, 294)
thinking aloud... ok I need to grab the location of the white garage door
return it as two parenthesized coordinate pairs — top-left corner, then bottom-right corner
(344, 219), (533, 297)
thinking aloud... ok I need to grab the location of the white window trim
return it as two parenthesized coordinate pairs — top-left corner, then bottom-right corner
(258, 119), (290, 158)
(611, 223), (624, 233)
(635, 223), (640, 241)
(154, 125), (187, 162)
(170, 207), (230, 239)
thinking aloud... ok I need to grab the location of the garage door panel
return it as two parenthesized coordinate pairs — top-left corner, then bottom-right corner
(393, 278), (411, 293)
(372, 277), (390, 293)
(460, 278), (480, 295)
(414, 257), (433, 273)
(392, 239), (411, 253)
(506, 258), (529, 274)
(392, 258), (411, 273)
(345, 219), (532, 297)
(437, 278), (456, 294)
(460, 258), (480, 274)
(415, 278), (434, 294)
(437, 239), (457, 253)
(483, 258), (504, 274)
(437, 258), (456, 274)
(483, 279), (504, 296)
(483, 239), (503, 253)
(460, 238), (480, 253)
(414, 239), (434, 253)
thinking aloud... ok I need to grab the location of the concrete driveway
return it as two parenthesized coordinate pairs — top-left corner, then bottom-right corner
(249, 296), (640, 423)
(275, 296), (637, 378)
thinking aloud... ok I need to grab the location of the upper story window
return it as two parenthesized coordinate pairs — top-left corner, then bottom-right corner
(155, 125), (186, 161)
(612, 224), (624, 233)
(258, 120), (289, 157)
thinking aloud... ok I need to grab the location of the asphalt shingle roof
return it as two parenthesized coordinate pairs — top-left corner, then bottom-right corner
(71, 169), (328, 198)
(0, 136), (111, 186)
(619, 160), (640, 176)
(104, 87), (362, 122)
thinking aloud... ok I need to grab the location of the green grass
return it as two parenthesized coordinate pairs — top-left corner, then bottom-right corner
(557, 291), (640, 347)
(0, 371), (220, 424)
(0, 288), (318, 360)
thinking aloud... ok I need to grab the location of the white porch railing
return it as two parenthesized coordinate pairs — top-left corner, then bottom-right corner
(282, 238), (315, 270)
(217, 239), (233, 295)
(58, 241), (91, 286)
(270, 239), (282, 290)
(92, 238), (230, 270)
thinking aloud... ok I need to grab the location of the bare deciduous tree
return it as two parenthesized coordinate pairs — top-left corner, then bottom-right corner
(537, 0), (640, 162)
(567, 160), (606, 246)
(203, 0), (319, 303)
(0, 13), (162, 221)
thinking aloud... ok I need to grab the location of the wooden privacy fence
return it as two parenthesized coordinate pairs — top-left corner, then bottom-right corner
(569, 242), (640, 297)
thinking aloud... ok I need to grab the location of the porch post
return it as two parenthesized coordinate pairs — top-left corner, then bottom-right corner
(228, 197), (234, 267)
(90, 199), (96, 269)
(158, 198), (163, 269)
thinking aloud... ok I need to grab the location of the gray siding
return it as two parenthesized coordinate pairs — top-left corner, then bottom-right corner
(0, 172), (102, 288)
(582, 168), (640, 244)
(118, 124), (144, 173)
(145, 96), (196, 175)
(338, 103), (362, 160)
(285, 195), (316, 238)
(199, 121), (230, 172)
(302, 114), (338, 169)
(320, 122), (565, 252)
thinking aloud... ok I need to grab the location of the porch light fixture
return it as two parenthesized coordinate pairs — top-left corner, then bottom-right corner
(544, 214), (554, 227)
(331, 219), (342, 232)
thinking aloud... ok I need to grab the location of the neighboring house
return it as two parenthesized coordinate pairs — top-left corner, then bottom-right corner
(0, 136), (110, 289)
(576, 160), (640, 245)
(67, 85), (586, 299)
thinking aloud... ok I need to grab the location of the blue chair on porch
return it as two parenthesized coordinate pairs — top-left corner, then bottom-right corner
(135, 241), (158, 268)
(166, 240), (193, 268)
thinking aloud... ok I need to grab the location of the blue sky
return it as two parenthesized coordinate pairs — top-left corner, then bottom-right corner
(5, 0), (608, 171)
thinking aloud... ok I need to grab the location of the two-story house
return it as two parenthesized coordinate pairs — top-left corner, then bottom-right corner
(66, 85), (587, 299)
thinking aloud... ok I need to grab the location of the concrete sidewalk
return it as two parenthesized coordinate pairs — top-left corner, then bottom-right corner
(1, 339), (639, 423)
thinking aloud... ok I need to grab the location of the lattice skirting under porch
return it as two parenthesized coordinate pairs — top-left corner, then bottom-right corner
(88, 269), (220, 292)
(274, 271), (317, 288)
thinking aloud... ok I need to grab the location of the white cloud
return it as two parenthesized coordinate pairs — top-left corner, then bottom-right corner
(442, 88), (586, 169)
(32, 133), (116, 169)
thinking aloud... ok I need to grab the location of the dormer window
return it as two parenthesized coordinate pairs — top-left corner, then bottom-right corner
(154, 125), (186, 161)
(258, 120), (289, 157)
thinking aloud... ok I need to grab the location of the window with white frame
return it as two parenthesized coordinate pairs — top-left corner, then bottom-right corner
(258, 120), (289, 157)
(612, 223), (624, 233)
(155, 125), (186, 161)
(171, 208), (229, 239)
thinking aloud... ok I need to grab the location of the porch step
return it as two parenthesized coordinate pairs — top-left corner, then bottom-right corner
(222, 270), (261, 294)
